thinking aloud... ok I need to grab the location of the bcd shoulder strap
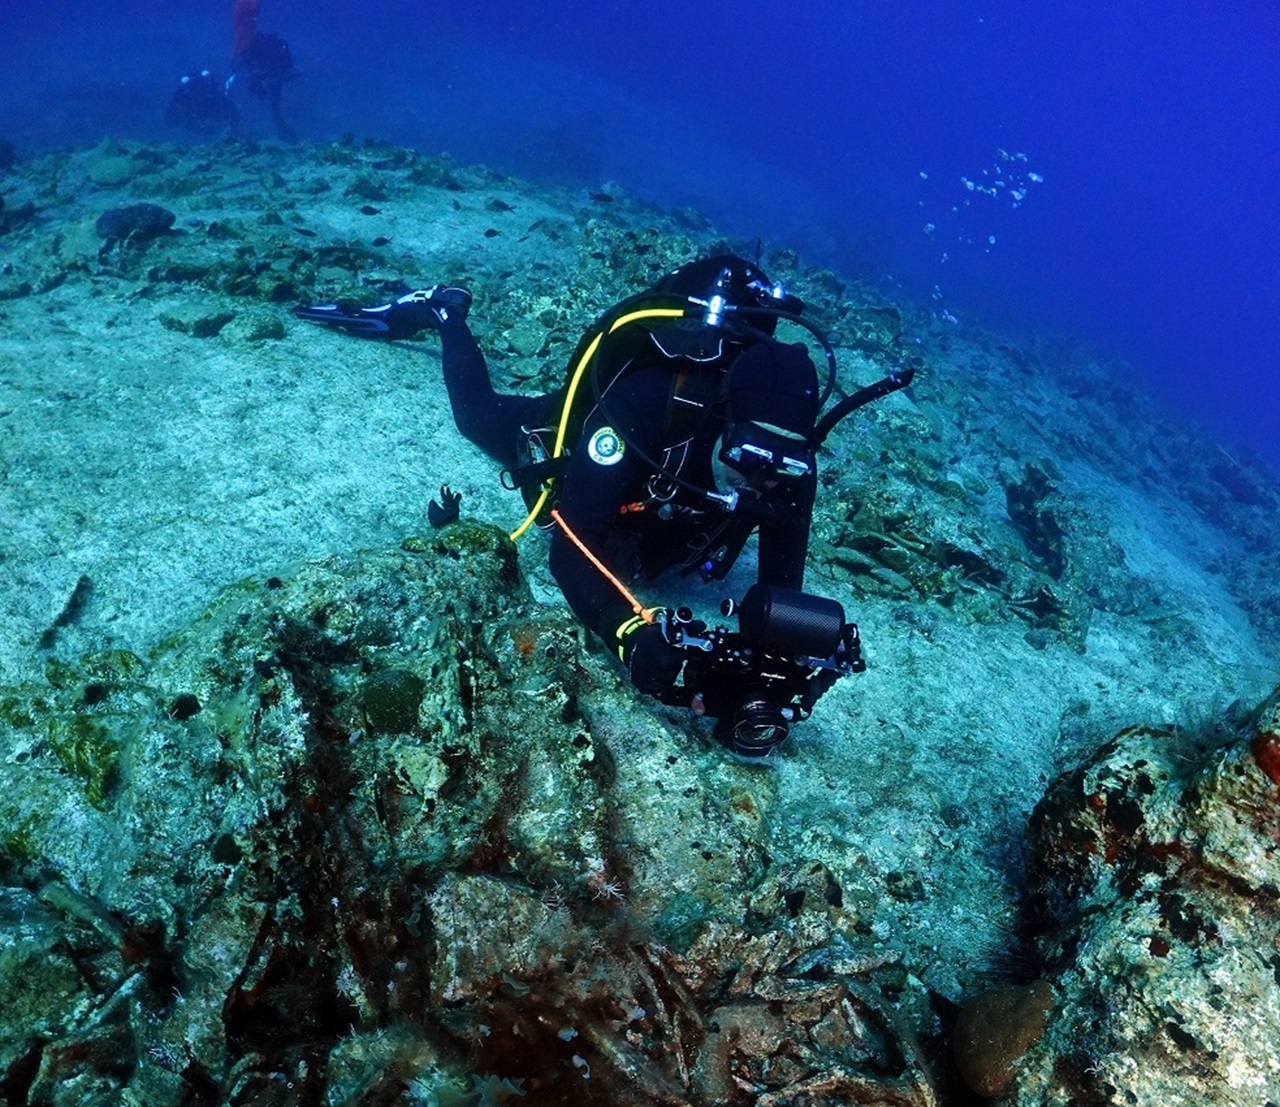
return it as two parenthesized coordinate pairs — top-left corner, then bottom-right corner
(506, 292), (766, 539)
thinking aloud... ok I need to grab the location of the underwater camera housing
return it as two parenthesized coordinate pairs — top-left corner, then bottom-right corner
(657, 584), (865, 756)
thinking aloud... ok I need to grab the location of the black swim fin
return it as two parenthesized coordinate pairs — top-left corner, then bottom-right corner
(293, 286), (472, 339)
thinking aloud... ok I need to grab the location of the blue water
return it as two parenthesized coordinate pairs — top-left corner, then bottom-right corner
(3, 1), (1276, 471)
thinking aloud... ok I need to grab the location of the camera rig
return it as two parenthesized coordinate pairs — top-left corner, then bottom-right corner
(655, 584), (865, 757)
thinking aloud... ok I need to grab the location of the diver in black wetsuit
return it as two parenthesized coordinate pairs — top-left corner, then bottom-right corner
(229, 0), (295, 140)
(165, 69), (239, 135)
(295, 256), (904, 754)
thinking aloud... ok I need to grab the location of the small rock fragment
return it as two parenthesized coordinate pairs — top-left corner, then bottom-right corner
(159, 308), (235, 338)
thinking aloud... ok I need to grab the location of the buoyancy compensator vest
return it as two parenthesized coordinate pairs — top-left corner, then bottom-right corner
(503, 254), (914, 541)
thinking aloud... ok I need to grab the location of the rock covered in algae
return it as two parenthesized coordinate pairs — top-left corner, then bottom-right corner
(0, 890), (90, 1078)
(94, 201), (176, 240)
(1000, 691), (1280, 1105)
(0, 520), (934, 1105)
(952, 979), (1053, 1096)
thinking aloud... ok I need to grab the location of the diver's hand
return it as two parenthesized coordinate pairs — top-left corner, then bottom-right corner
(293, 286), (470, 339)
(623, 621), (686, 694)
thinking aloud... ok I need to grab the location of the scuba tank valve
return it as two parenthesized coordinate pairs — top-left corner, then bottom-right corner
(702, 266), (732, 328)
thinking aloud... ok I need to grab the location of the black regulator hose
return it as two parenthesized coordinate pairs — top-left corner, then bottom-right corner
(812, 365), (917, 446)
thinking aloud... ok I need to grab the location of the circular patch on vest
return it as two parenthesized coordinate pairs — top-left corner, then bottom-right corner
(587, 426), (625, 466)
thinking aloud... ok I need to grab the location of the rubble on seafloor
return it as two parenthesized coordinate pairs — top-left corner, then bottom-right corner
(0, 136), (1279, 1104)
(0, 522), (1276, 1104)
(0, 524), (940, 1105)
(1, 136), (1277, 665)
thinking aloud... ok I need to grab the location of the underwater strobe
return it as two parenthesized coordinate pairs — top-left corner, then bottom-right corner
(658, 584), (865, 757)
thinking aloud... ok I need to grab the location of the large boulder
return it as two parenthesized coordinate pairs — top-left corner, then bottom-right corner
(998, 693), (1280, 1105)
(0, 523), (932, 1105)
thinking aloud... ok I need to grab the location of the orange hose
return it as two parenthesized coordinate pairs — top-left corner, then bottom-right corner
(550, 509), (654, 623)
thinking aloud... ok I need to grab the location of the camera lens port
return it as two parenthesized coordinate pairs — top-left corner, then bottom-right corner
(718, 695), (790, 757)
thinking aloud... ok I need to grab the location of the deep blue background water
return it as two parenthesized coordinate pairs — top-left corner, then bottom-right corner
(2, 1), (1276, 471)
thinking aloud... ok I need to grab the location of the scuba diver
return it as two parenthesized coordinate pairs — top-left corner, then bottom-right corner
(228, 0), (295, 140)
(165, 69), (239, 135)
(295, 255), (913, 756)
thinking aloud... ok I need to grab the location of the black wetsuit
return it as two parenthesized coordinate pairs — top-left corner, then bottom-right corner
(166, 70), (240, 134)
(434, 316), (815, 650)
(233, 31), (294, 140)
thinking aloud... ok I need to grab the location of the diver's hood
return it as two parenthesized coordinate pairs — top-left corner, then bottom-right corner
(724, 340), (820, 438)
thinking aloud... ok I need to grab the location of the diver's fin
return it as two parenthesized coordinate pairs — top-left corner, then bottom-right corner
(293, 286), (472, 339)
(292, 301), (397, 336)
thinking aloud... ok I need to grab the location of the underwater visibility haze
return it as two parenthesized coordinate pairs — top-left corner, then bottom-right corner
(1, 2), (1279, 1105)
(3, 1), (1278, 469)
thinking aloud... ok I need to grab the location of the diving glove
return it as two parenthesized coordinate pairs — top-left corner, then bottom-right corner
(427, 484), (462, 528)
(293, 284), (472, 338)
(618, 617), (685, 694)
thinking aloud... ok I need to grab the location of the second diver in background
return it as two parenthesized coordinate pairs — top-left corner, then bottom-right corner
(229, 0), (295, 140)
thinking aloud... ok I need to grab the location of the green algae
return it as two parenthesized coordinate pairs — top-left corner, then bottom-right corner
(362, 668), (426, 734)
(80, 649), (147, 680)
(0, 813), (42, 865)
(0, 693), (42, 729)
(46, 712), (123, 808)
(402, 521), (522, 586)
